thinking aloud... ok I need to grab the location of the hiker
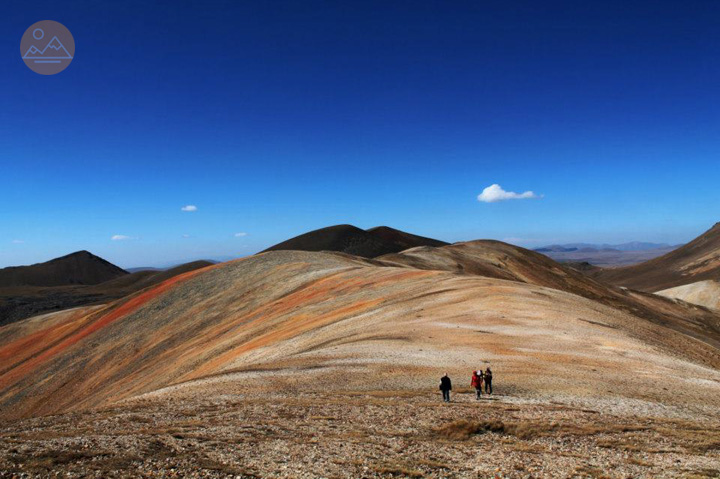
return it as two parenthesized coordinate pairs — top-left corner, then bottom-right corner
(439, 373), (452, 402)
(484, 367), (493, 395)
(471, 370), (483, 399)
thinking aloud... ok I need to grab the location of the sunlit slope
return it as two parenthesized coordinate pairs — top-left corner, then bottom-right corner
(378, 240), (720, 352)
(1, 250), (720, 420)
(658, 280), (720, 311)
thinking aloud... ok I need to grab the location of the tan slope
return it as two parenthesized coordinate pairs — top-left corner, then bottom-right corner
(1, 250), (719, 421)
(590, 223), (720, 292)
(378, 240), (599, 289)
(378, 240), (720, 353)
(658, 280), (720, 311)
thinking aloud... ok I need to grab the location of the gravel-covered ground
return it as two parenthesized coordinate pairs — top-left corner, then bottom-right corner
(1, 386), (718, 479)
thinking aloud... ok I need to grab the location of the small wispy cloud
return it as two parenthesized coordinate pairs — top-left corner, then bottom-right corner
(181, 234), (191, 238)
(181, 205), (198, 212)
(234, 232), (248, 237)
(111, 235), (134, 241)
(11, 239), (24, 244)
(477, 184), (542, 203)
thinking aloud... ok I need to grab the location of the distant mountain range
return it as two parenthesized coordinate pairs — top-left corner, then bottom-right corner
(533, 242), (683, 268)
(3, 224), (718, 327)
(591, 223), (720, 292)
(535, 242), (678, 253)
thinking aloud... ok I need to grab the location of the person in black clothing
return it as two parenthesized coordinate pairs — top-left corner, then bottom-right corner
(439, 373), (452, 402)
(484, 367), (493, 395)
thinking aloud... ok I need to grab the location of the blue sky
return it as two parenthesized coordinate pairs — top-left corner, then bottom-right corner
(2, 1), (719, 268)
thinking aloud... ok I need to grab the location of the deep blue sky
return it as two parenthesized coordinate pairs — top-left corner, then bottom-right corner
(2, 1), (719, 268)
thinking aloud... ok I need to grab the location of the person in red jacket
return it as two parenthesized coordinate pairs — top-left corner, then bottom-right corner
(471, 370), (484, 399)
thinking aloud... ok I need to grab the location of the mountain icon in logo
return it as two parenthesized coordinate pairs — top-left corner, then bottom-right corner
(21, 21), (75, 74)
(23, 35), (73, 62)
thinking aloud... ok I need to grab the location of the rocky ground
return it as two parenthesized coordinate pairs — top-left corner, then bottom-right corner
(1, 385), (719, 479)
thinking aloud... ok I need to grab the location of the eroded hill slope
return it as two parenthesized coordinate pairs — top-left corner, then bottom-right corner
(378, 240), (720, 353)
(1, 250), (719, 421)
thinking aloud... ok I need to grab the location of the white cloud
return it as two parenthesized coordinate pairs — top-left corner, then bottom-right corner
(111, 235), (133, 241)
(477, 184), (542, 203)
(234, 232), (248, 237)
(181, 205), (198, 212)
(11, 239), (24, 244)
(181, 234), (191, 238)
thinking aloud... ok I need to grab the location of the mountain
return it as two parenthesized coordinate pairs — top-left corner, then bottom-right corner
(262, 224), (448, 258)
(0, 258), (214, 326)
(591, 223), (720, 291)
(1, 240), (719, 421)
(377, 240), (720, 352)
(366, 226), (448, 250)
(0, 251), (127, 288)
(87, 260), (215, 293)
(46, 36), (67, 53)
(1, 238), (719, 478)
(534, 245), (579, 253)
(23, 36), (72, 59)
(0, 224), (440, 327)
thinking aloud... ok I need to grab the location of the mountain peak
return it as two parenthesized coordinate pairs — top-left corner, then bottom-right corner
(0, 251), (127, 287)
(263, 224), (446, 258)
(65, 250), (96, 258)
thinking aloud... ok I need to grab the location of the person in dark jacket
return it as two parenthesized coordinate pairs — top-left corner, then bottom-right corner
(484, 367), (493, 395)
(471, 370), (483, 399)
(439, 373), (452, 402)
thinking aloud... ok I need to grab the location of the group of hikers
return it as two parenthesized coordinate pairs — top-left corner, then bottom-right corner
(439, 368), (493, 402)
